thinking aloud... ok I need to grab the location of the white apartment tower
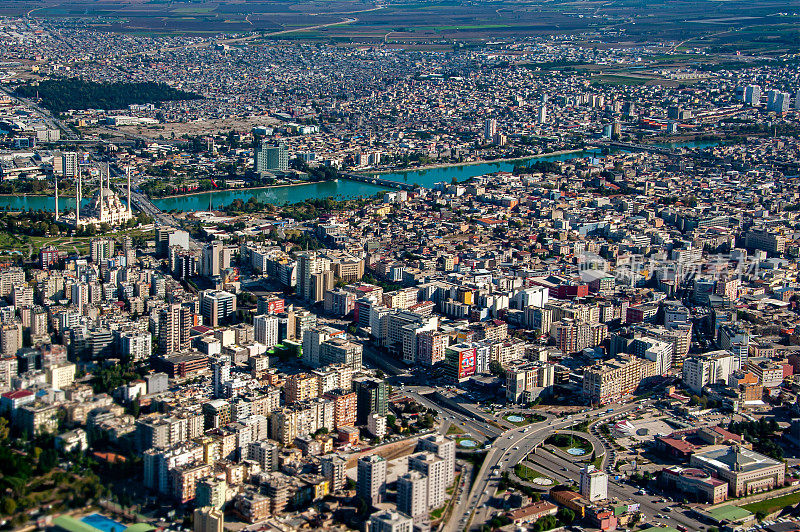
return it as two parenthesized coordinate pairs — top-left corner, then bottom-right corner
(357, 455), (387, 506)
(418, 434), (456, 487)
(253, 314), (279, 348)
(409, 452), (447, 509)
(397, 471), (428, 518)
(580, 465), (608, 502)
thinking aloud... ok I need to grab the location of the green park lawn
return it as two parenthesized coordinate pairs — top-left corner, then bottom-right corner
(742, 491), (800, 516)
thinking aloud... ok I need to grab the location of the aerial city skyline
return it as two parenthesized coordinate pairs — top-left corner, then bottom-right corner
(0, 1), (798, 532)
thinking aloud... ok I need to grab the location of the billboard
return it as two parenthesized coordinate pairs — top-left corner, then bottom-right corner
(458, 348), (477, 380)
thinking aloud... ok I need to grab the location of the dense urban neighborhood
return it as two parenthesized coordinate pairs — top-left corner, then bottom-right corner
(0, 4), (800, 532)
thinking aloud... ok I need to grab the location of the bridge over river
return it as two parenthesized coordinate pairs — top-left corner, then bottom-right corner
(340, 172), (417, 191)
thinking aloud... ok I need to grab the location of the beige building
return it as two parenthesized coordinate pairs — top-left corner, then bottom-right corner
(172, 462), (212, 503)
(194, 506), (224, 532)
(690, 446), (785, 497)
(46, 363), (76, 390)
(284, 373), (319, 404)
(0, 322), (22, 357)
(18, 402), (60, 435)
(582, 357), (658, 405)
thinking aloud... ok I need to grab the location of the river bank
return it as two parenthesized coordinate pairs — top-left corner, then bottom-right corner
(151, 179), (388, 213)
(152, 180), (321, 200)
(365, 148), (585, 176)
(0, 138), (722, 213)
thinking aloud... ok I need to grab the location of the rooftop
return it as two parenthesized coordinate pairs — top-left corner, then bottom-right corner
(693, 445), (780, 473)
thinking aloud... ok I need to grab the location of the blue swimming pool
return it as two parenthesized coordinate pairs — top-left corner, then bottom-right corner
(82, 514), (126, 532)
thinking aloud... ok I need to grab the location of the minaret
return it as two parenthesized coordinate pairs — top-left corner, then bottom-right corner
(54, 174), (59, 221)
(99, 165), (105, 223)
(127, 165), (132, 217)
(76, 169), (81, 227)
(106, 163), (111, 219)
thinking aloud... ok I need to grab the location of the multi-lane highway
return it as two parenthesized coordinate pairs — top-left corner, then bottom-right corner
(0, 86), (78, 141)
(449, 400), (708, 531)
(122, 174), (202, 250)
(401, 388), (503, 442)
(456, 404), (638, 530)
(360, 341), (706, 531)
(526, 446), (707, 530)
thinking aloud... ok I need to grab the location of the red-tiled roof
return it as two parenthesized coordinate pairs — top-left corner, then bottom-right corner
(2, 389), (33, 399)
(658, 437), (696, 453)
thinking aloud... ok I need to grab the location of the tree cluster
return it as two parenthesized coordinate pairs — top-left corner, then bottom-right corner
(14, 78), (202, 114)
(727, 419), (783, 460)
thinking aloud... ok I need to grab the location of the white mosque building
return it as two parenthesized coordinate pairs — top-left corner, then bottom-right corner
(58, 164), (134, 228)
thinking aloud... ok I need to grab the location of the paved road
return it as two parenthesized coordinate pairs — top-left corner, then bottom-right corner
(457, 404), (640, 530)
(527, 446), (707, 530)
(453, 401), (708, 531)
(442, 462), (474, 532)
(402, 389), (502, 443)
(351, 340), (700, 530)
(0, 85), (78, 140)
(124, 175), (202, 250)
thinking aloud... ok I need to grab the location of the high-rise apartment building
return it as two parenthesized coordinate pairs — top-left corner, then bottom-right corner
(253, 314), (279, 348)
(580, 465), (608, 502)
(719, 324), (750, 369)
(745, 228), (786, 256)
(321, 454), (347, 491)
(744, 84), (761, 106)
(409, 452), (447, 509)
(211, 359), (231, 398)
(157, 304), (192, 355)
(194, 506), (224, 532)
(296, 252), (331, 303)
(200, 241), (223, 278)
(355, 377), (387, 424)
(90, 238), (115, 264)
(302, 326), (344, 367)
(368, 510), (413, 532)
(0, 322), (22, 357)
(397, 471), (428, 518)
(53, 151), (79, 177)
(254, 141), (289, 173)
(418, 434), (456, 487)
(319, 337), (362, 370)
(200, 290), (236, 328)
(484, 118), (497, 140)
(284, 373), (319, 404)
(357, 455), (387, 506)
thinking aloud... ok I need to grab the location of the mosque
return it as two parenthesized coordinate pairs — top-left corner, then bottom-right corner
(58, 164), (134, 228)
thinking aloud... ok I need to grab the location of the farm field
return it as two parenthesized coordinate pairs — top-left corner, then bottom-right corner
(0, 0), (795, 52)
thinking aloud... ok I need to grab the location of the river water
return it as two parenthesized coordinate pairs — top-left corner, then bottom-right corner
(0, 140), (720, 213)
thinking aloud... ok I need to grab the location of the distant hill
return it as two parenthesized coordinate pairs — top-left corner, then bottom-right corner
(14, 78), (202, 114)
